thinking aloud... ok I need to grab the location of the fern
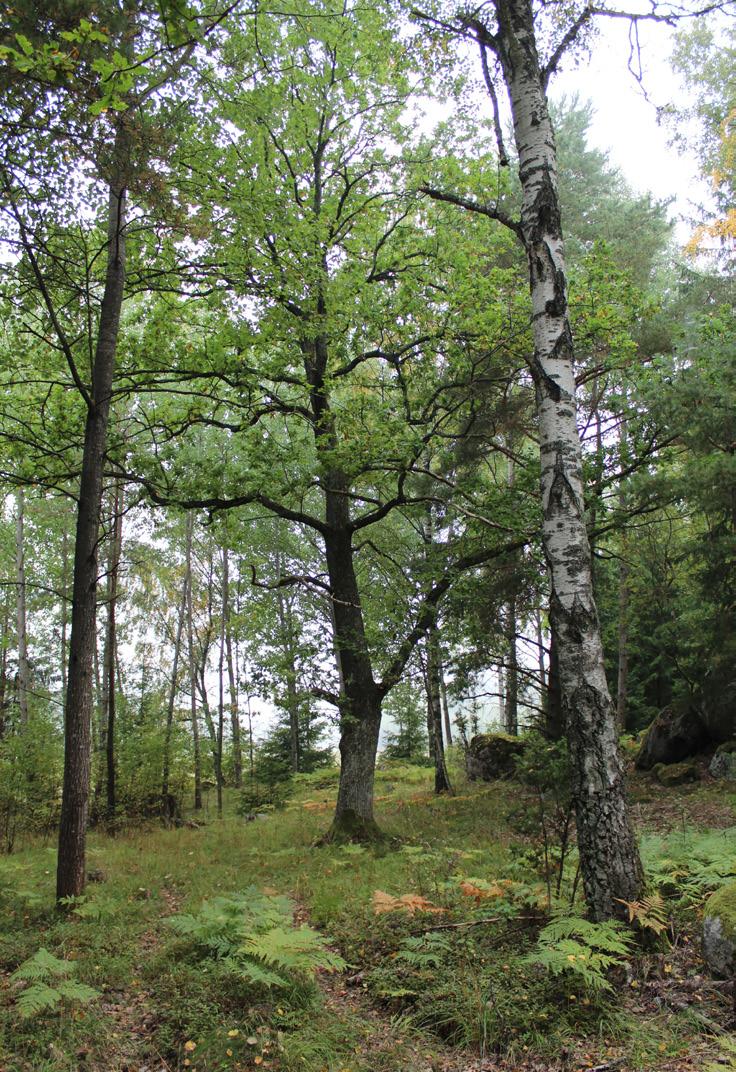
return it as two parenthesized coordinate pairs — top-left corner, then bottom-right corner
(169, 887), (346, 988)
(11, 947), (74, 982)
(395, 933), (452, 969)
(615, 893), (669, 936)
(642, 829), (736, 903)
(11, 948), (100, 1018)
(523, 914), (633, 992)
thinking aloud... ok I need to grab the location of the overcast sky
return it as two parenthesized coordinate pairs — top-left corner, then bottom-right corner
(551, 16), (706, 240)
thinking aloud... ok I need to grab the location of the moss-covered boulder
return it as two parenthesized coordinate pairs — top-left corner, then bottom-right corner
(651, 761), (699, 787)
(709, 741), (736, 781)
(466, 733), (526, 781)
(703, 883), (736, 978)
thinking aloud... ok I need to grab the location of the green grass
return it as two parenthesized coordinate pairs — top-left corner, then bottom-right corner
(1, 763), (733, 1071)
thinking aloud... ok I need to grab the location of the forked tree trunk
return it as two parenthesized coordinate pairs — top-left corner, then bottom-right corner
(493, 0), (642, 917)
(57, 157), (127, 904)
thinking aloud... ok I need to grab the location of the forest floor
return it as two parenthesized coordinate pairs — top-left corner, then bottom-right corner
(1, 758), (735, 1072)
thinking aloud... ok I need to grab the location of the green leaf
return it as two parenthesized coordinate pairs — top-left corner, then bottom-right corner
(15, 34), (34, 57)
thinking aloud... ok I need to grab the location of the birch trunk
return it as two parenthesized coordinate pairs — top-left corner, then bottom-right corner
(493, 0), (642, 918)
(56, 150), (127, 903)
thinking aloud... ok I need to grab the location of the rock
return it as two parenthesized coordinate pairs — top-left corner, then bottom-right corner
(466, 733), (526, 781)
(699, 679), (736, 744)
(652, 761), (699, 787)
(709, 744), (736, 781)
(702, 882), (736, 978)
(635, 706), (708, 770)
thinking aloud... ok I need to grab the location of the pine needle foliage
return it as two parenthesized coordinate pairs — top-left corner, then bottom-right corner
(11, 948), (100, 1018)
(523, 914), (634, 992)
(168, 887), (346, 988)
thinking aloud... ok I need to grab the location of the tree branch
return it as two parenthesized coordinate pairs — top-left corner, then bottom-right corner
(419, 185), (523, 240)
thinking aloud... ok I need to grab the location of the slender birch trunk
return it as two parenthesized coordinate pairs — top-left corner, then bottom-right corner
(57, 141), (128, 903)
(491, 0), (642, 916)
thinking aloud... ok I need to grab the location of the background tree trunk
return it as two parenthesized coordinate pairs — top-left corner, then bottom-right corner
(14, 488), (30, 728)
(222, 547), (242, 787)
(427, 629), (453, 794)
(57, 151), (128, 904)
(104, 481), (124, 824)
(162, 512), (192, 816)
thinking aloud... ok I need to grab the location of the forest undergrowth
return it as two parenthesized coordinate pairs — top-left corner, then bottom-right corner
(1, 760), (734, 1072)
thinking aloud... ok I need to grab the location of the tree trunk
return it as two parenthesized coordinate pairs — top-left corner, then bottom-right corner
(222, 547), (242, 788)
(493, 0), (642, 917)
(186, 518), (202, 811)
(162, 512), (192, 816)
(104, 481), (123, 824)
(56, 151), (127, 904)
(0, 591), (10, 739)
(426, 629), (453, 794)
(439, 658), (453, 746)
(15, 488), (30, 728)
(276, 551), (300, 774)
(504, 597), (518, 735)
(616, 416), (630, 734)
(60, 517), (69, 698)
(323, 523), (383, 841)
(216, 574), (225, 817)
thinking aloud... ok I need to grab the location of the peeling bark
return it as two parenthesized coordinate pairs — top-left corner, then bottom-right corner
(490, 0), (643, 918)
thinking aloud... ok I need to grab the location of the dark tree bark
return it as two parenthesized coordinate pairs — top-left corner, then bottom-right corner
(56, 143), (128, 903)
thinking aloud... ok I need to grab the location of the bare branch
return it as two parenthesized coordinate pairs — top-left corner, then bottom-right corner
(419, 185), (523, 239)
